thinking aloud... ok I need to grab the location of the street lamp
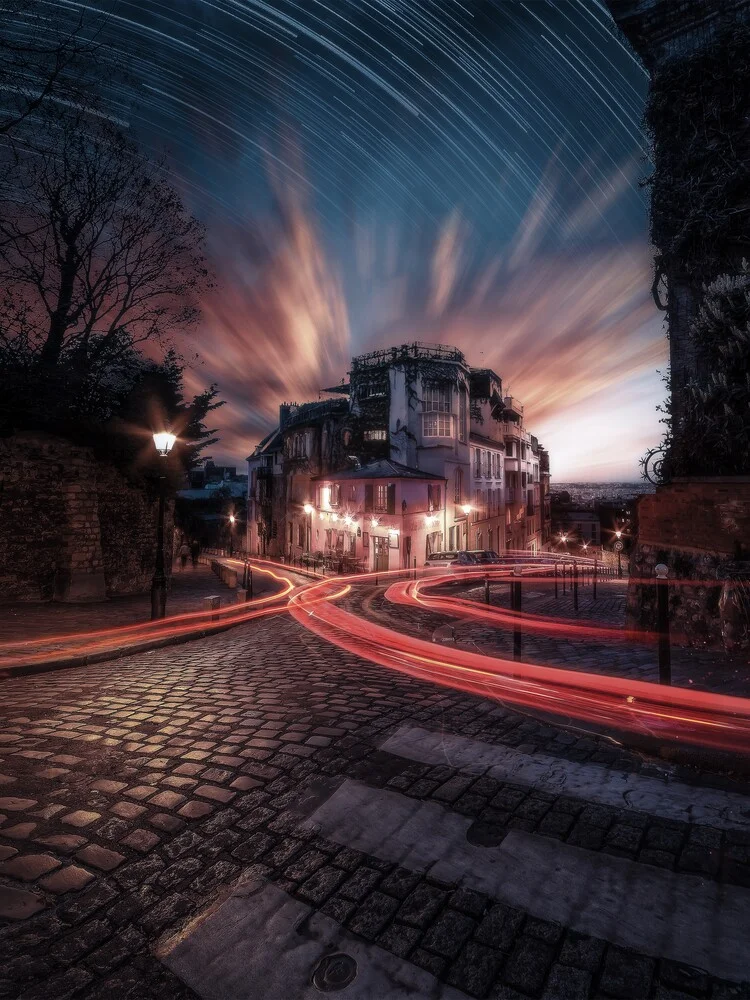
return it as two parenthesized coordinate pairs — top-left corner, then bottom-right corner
(461, 504), (472, 515)
(151, 430), (176, 620)
(303, 503), (314, 554)
(229, 513), (236, 557)
(614, 529), (623, 578)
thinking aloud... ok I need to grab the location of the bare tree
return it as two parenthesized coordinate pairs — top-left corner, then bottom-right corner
(0, 120), (211, 389)
(0, 2), (101, 140)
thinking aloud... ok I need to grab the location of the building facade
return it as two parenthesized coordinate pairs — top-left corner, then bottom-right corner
(247, 343), (551, 568)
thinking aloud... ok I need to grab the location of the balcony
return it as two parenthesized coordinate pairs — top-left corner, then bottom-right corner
(503, 396), (524, 418)
(504, 457), (520, 473)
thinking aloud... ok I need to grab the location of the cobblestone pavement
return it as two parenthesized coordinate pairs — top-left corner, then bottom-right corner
(1, 592), (749, 1000)
(353, 578), (750, 697)
(0, 566), (238, 646)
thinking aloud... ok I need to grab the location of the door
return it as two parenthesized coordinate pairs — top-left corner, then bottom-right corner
(373, 535), (389, 573)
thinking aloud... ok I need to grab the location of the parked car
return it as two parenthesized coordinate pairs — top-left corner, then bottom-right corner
(468, 549), (503, 565)
(424, 551), (477, 569)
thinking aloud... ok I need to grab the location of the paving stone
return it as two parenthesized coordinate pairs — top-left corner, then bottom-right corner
(339, 866), (383, 902)
(379, 867), (422, 900)
(0, 797), (37, 811)
(194, 784), (236, 803)
(646, 826), (685, 853)
(502, 936), (556, 995)
(397, 883), (448, 928)
(16, 965), (92, 1000)
(86, 925), (145, 975)
(0, 886), (46, 920)
(659, 959), (711, 996)
(377, 922), (420, 959)
(446, 890), (489, 923)
(285, 849), (328, 881)
(177, 800), (213, 820)
(559, 930), (606, 971)
(148, 790), (186, 810)
(411, 948), (447, 979)
(347, 891), (400, 939)
(149, 812), (185, 834)
(49, 917), (111, 963)
(0, 854), (61, 881)
(678, 846), (720, 878)
(114, 855), (165, 890)
(90, 780), (128, 795)
(297, 865), (347, 905)
(110, 801), (146, 820)
(448, 940), (504, 998)
(230, 776), (263, 791)
(321, 895), (357, 924)
(600, 946), (655, 999)
(163, 830), (203, 859)
(59, 882), (119, 924)
(119, 829), (161, 853)
(123, 785), (157, 801)
(231, 832), (275, 862)
(524, 917), (564, 945)
(475, 903), (525, 951)
(75, 845), (126, 872)
(139, 893), (194, 935)
(2, 822), (37, 839)
(421, 909), (476, 960)
(39, 865), (95, 894)
(0, 845), (18, 860)
(34, 834), (87, 854)
(542, 964), (592, 1000)
(60, 810), (101, 828)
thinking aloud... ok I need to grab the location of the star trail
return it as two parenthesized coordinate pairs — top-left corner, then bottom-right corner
(7, 1), (661, 478)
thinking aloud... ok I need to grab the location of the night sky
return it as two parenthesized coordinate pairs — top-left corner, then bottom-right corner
(46, 2), (664, 479)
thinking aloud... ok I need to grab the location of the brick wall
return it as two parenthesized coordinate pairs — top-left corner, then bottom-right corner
(628, 479), (750, 647)
(0, 432), (173, 602)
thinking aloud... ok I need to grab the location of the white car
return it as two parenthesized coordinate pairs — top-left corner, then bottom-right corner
(424, 551), (477, 569)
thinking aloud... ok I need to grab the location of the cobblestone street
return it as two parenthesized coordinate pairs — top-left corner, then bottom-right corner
(1, 591), (749, 1000)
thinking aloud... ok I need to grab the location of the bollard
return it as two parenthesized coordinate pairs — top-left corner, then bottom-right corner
(236, 587), (248, 604)
(656, 564), (671, 685)
(484, 573), (490, 605)
(248, 568), (253, 599)
(554, 562), (558, 599)
(203, 595), (221, 622)
(573, 562), (579, 611)
(562, 563), (567, 595)
(513, 565), (522, 660)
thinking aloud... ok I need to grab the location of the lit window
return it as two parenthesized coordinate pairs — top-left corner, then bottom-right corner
(375, 484), (388, 511)
(364, 429), (387, 442)
(423, 413), (452, 437)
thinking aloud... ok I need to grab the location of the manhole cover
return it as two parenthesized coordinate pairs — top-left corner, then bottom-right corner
(311, 953), (358, 992)
(466, 821), (506, 847)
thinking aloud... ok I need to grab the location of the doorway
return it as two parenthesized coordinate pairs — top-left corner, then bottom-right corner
(373, 535), (389, 573)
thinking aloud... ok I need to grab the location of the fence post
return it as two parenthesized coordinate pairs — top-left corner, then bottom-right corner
(513, 565), (522, 660)
(484, 573), (490, 605)
(656, 563), (671, 685)
(554, 562), (558, 599)
(562, 562), (567, 595)
(573, 562), (579, 611)
(593, 559), (597, 600)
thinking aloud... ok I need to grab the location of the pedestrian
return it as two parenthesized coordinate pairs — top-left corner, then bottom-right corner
(190, 538), (200, 569)
(179, 540), (190, 571)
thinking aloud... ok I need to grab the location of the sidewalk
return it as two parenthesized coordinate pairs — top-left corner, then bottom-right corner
(0, 564), (238, 644)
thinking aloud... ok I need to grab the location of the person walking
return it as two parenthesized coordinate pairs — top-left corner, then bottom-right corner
(190, 538), (200, 569)
(179, 540), (190, 571)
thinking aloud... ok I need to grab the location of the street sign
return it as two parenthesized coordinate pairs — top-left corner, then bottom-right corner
(613, 540), (624, 552)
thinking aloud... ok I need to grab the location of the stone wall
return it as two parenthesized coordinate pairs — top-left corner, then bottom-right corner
(0, 432), (173, 603)
(628, 479), (750, 647)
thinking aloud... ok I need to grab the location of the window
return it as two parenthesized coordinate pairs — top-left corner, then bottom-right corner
(423, 412), (452, 437)
(361, 381), (386, 398)
(474, 449), (481, 476)
(454, 467), (463, 503)
(349, 485), (357, 502)
(330, 484), (341, 507)
(349, 534), (356, 555)
(428, 484), (441, 512)
(298, 523), (305, 547)
(376, 484), (388, 512)
(459, 388), (467, 443)
(364, 429), (387, 442)
(423, 385), (450, 412)
(288, 522), (293, 544)
(506, 441), (514, 458)
(422, 385), (452, 438)
(522, 472), (527, 488)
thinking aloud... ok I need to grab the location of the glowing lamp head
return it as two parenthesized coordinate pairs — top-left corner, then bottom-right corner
(152, 431), (176, 457)
(461, 504), (472, 515)
(303, 503), (314, 515)
(370, 518), (379, 529)
(615, 530), (622, 539)
(331, 512), (339, 522)
(561, 534), (568, 543)
(344, 515), (353, 526)
(229, 514), (236, 525)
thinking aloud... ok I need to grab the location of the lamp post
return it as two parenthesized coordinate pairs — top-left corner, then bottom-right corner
(229, 513), (236, 557)
(151, 431), (176, 621)
(303, 503), (314, 558)
(615, 529), (623, 579)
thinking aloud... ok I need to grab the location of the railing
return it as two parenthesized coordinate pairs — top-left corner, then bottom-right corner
(352, 342), (466, 369)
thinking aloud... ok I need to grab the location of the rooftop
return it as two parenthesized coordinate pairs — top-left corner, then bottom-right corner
(312, 459), (446, 482)
(351, 342), (467, 371)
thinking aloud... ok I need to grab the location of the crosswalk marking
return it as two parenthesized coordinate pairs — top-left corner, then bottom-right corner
(381, 725), (750, 831)
(158, 877), (468, 1000)
(305, 779), (750, 981)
